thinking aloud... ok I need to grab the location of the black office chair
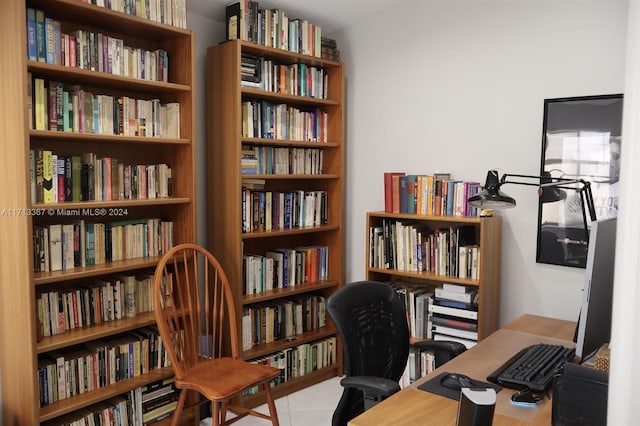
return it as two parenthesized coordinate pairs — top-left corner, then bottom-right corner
(327, 281), (467, 426)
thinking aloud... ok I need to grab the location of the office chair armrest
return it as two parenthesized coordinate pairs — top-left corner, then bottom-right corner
(413, 340), (467, 368)
(340, 375), (400, 400)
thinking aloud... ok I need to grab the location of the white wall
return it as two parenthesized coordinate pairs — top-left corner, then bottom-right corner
(187, 13), (226, 246)
(334, 0), (628, 325)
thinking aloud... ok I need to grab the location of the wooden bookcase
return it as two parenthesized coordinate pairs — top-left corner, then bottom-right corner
(365, 212), (502, 341)
(206, 40), (344, 406)
(0, 1), (195, 424)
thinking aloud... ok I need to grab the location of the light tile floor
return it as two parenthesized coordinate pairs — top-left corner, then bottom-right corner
(199, 376), (343, 426)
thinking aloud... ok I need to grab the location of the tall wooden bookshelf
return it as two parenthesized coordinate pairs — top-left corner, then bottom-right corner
(366, 212), (502, 341)
(206, 40), (344, 406)
(0, 1), (195, 424)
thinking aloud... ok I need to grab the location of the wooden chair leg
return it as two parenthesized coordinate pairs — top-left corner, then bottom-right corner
(170, 389), (187, 426)
(263, 383), (280, 426)
(220, 400), (228, 425)
(212, 400), (221, 426)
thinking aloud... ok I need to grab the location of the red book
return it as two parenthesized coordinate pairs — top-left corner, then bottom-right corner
(384, 172), (405, 213)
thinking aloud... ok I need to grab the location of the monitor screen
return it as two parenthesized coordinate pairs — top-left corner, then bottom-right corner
(575, 217), (617, 362)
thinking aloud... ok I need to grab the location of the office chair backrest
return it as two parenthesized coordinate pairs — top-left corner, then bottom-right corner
(153, 243), (239, 380)
(327, 281), (410, 422)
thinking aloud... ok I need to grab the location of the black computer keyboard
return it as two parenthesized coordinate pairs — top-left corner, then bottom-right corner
(487, 343), (575, 391)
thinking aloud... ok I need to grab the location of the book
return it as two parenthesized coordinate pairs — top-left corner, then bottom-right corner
(27, 8), (37, 61)
(48, 224), (63, 272)
(391, 174), (403, 214)
(405, 175), (417, 214)
(226, 2), (243, 41)
(429, 303), (477, 320)
(431, 314), (478, 331)
(399, 175), (408, 214)
(42, 150), (54, 203)
(433, 297), (477, 311)
(433, 333), (476, 350)
(384, 172), (405, 213)
(435, 287), (476, 303)
(433, 324), (478, 340)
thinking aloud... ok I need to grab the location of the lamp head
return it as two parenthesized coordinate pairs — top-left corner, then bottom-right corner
(468, 170), (516, 209)
(538, 171), (567, 203)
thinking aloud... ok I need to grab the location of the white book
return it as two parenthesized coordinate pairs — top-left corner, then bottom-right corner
(48, 224), (63, 272)
(62, 224), (74, 270)
(442, 283), (467, 293)
(435, 287), (475, 303)
(433, 324), (478, 341)
(433, 332), (477, 349)
(242, 309), (252, 351)
(429, 303), (478, 320)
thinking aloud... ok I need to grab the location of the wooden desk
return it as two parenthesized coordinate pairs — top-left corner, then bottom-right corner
(348, 315), (576, 426)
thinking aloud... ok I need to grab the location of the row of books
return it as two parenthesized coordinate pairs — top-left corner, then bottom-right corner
(242, 100), (328, 142)
(27, 9), (170, 82)
(370, 220), (480, 279)
(33, 219), (174, 272)
(36, 272), (158, 337)
(226, 1), (323, 57)
(30, 149), (172, 205)
(37, 326), (171, 407)
(243, 245), (329, 295)
(49, 379), (179, 426)
(240, 54), (329, 99)
(244, 336), (337, 395)
(28, 76), (181, 138)
(241, 189), (328, 233)
(384, 172), (482, 217)
(241, 295), (326, 350)
(241, 146), (324, 175)
(79, 0), (187, 29)
(402, 346), (436, 386)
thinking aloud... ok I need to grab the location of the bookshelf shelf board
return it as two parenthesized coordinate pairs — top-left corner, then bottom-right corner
(241, 364), (340, 407)
(29, 0), (190, 39)
(39, 366), (174, 422)
(32, 197), (191, 210)
(241, 174), (339, 180)
(240, 41), (341, 68)
(34, 257), (162, 285)
(241, 325), (337, 360)
(241, 280), (339, 305)
(241, 88), (339, 107)
(367, 211), (487, 224)
(36, 312), (158, 353)
(241, 224), (340, 240)
(27, 61), (191, 94)
(242, 137), (339, 148)
(29, 130), (190, 145)
(366, 268), (480, 287)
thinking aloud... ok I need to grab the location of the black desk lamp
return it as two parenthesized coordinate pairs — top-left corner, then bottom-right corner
(468, 170), (597, 239)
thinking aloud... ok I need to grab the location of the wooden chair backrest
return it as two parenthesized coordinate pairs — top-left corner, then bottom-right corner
(153, 243), (239, 379)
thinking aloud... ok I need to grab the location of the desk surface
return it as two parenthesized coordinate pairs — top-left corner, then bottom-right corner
(348, 314), (576, 426)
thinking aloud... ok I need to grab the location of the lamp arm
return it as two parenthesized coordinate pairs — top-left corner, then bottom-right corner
(501, 172), (598, 239)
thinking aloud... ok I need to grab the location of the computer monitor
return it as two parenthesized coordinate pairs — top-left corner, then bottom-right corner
(574, 217), (617, 363)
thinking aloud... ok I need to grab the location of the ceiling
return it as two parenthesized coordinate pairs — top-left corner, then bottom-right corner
(188, 0), (405, 33)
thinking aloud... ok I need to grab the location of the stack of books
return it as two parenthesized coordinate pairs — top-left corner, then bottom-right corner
(430, 283), (478, 348)
(321, 37), (340, 61)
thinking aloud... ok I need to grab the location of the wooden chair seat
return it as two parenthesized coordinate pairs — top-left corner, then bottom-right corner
(177, 357), (280, 400)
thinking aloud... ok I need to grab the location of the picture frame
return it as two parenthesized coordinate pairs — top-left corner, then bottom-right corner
(536, 94), (623, 268)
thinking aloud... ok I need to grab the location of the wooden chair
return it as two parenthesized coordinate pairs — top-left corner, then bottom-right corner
(153, 243), (280, 426)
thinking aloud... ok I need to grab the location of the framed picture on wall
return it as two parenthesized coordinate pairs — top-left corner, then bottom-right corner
(536, 94), (623, 268)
